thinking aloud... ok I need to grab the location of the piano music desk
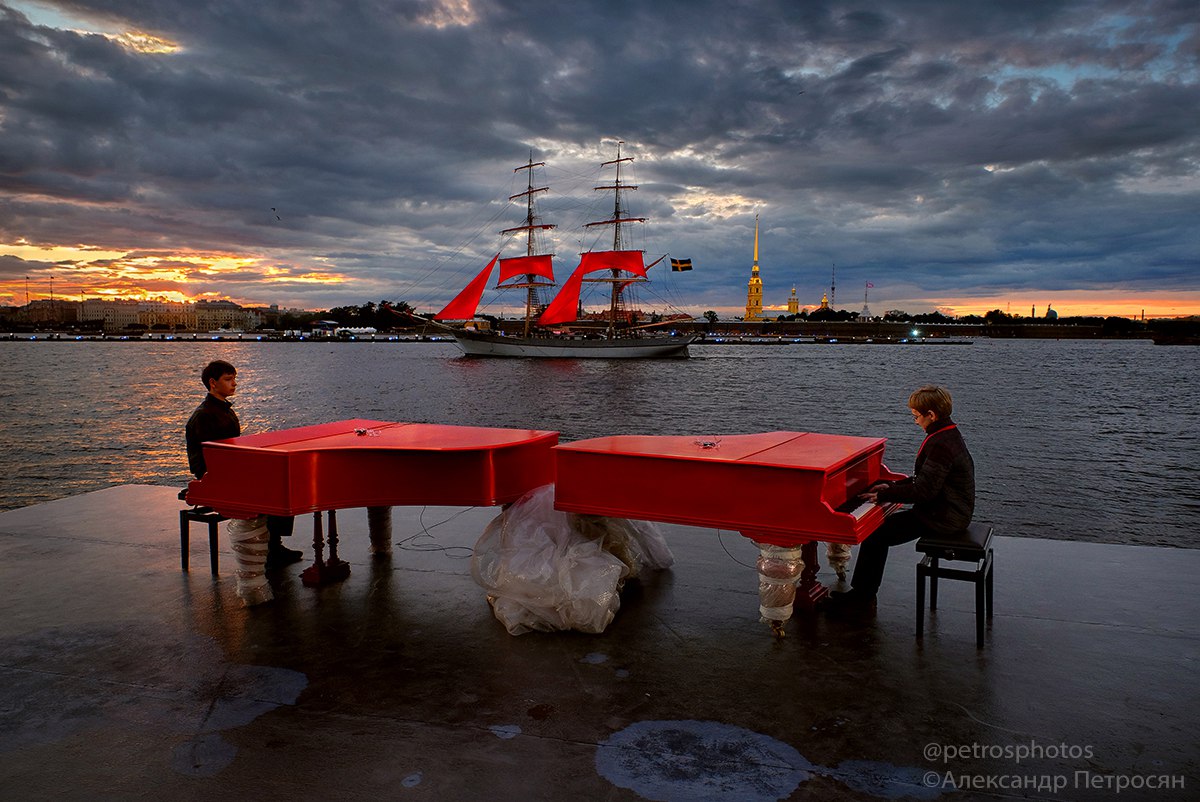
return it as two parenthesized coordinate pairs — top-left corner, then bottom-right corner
(554, 432), (903, 634)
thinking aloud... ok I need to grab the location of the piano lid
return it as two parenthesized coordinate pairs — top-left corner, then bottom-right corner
(188, 420), (559, 517)
(556, 431), (888, 471)
(553, 430), (900, 545)
(211, 419), (557, 453)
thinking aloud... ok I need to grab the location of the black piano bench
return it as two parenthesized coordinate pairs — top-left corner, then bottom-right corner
(915, 523), (994, 648)
(180, 506), (226, 575)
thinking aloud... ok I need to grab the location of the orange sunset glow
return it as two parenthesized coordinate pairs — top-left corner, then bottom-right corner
(6, 241), (1199, 320)
(931, 294), (1200, 320)
(1, 242), (349, 309)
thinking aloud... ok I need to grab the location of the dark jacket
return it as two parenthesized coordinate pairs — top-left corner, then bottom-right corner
(876, 418), (975, 534)
(185, 394), (241, 478)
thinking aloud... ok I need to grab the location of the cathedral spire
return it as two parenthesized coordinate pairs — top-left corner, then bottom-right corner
(753, 215), (759, 274)
(745, 215), (763, 321)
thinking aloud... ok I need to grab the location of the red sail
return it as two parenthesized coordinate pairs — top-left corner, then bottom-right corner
(434, 254), (498, 320)
(579, 250), (646, 277)
(498, 254), (555, 284)
(537, 264), (585, 326)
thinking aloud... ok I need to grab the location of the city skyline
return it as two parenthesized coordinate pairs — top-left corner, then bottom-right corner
(2, 1), (1197, 319)
(9, 281), (1186, 323)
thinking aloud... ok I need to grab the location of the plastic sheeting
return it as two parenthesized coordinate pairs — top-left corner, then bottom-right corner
(826, 542), (852, 582)
(226, 516), (272, 606)
(756, 544), (805, 623)
(367, 506), (393, 556)
(471, 485), (674, 635)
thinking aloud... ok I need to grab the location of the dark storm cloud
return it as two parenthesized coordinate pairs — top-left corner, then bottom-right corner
(0, 253), (52, 278)
(0, 0), (1196, 312)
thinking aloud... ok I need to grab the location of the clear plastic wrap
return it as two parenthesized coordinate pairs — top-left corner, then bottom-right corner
(755, 544), (804, 623)
(826, 541), (852, 582)
(366, 505), (393, 556)
(471, 485), (673, 635)
(226, 516), (273, 606)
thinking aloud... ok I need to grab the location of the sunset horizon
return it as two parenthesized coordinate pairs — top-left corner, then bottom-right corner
(3, 243), (1196, 321)
(7, 278), (1197, 322)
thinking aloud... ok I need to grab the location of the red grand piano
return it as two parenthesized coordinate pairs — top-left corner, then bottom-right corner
(186, 419), (558, 590)
(553, 431), (904, 633)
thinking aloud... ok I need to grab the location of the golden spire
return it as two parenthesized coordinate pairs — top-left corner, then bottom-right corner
(752, 215), (759, 275)
(745, 214), (763, 321)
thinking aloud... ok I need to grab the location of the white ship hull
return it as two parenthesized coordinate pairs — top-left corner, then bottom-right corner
(452, 330), (694, 358)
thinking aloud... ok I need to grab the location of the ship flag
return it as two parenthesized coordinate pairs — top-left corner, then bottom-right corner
(671, 258), (693, 272)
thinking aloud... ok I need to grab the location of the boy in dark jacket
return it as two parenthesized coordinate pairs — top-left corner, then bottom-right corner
(185, 360), (301, 571)
(834, 384), (975, 608)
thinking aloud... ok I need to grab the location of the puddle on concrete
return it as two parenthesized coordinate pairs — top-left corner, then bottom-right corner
(0, 622), (307, 777)
(596, 720), (941, 801)
(489, 724), (521, 740)
(596, 720), (813, 802)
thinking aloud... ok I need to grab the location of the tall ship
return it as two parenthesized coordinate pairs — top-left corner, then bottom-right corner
(434, 144), (695, 358)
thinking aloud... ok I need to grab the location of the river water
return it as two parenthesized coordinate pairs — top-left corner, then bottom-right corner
(1, 338), (1196, 548)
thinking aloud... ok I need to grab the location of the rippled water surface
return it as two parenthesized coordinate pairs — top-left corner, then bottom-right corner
(1, 338), (1196, 547)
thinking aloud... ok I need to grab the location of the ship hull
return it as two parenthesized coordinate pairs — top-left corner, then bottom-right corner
(451, 329), (694, 358)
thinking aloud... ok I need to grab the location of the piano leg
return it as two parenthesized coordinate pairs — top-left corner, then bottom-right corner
(795, 541), (830, 610)
(367, 506), (393, 558)
(326, 510), (351, 580)
(227, 516), (273, 606)
(754, 543), (804, 637)
(301, 510), (352, 587)
(826, 542), (852, 583)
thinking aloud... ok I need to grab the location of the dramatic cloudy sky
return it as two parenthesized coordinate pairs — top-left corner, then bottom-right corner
(2, 0), (1197, 318)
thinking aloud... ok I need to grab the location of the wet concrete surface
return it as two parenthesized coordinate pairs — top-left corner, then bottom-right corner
(0, 484), (1196, 801)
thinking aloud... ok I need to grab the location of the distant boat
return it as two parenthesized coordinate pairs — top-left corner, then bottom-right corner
(435, 144), (695, 359)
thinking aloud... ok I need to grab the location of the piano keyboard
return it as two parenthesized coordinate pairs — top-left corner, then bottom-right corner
(847, 500), (876, 520)
(835, 495), (877, 520)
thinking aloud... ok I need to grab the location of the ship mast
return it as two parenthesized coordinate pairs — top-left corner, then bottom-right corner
(500, 154), (556, 337)
(585, 141), (646, 339)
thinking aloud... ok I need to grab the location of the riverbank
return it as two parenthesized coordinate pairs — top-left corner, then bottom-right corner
(1, 331), (978, 345)
(0, 330), (452, 342)
(2, 317), (1180, 342)
(1, 484), (1195, 800)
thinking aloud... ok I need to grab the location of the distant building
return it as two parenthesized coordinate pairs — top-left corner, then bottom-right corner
(21, 299), (79, 326)
(136, 299), (195, 330)
(80, 298), (141, 331)
(75, 298), (261, 333)
(745, 215), (763, 321)
(787, 286), (799, 315)
(195, 299), (262, 331)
